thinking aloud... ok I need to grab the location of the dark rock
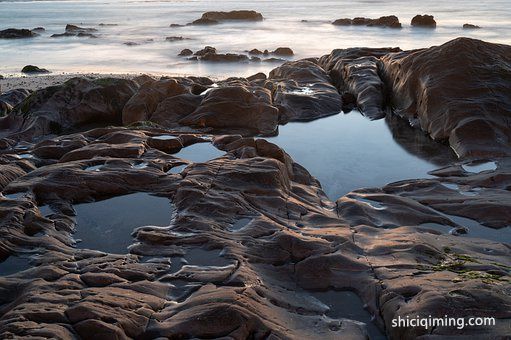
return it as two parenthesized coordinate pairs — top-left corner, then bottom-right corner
(170, 23), (184, 27)
(65, 24), (98, 33)
(247, 72), (267, 81)
(31, 27), (45, 32)
(411, 14), (436, 28)
(165, 36), (187, 41)
(0, 88), (31, 107)
(200, 53), (249, 62)
(21, 65), (50, 74)
(4, 77), (138, 139)
(178, 48), (193, 56)
(200, 10), (263, 22)
(194, 46), (217, 57)
(248, 48), (264, 55)
(463, 23), (481, 29)
(333, 16), (401, 28)
(269, 60), (343, 122)
(191, 18), (219, 25)
(124, 42), (139, 46)
(77, 32), (98, 38)
(381, 37), (511, 158)
(51, 32), (76, 38)
(0, 28), (37, 39)
(272, 47), (294, 56)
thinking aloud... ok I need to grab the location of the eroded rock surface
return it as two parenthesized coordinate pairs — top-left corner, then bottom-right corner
(381, 37), (511, 159)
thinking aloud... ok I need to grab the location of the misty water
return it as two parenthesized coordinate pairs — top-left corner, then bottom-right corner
(1, 0), (511, 77)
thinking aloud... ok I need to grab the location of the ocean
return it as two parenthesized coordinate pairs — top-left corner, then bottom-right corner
(1, 0), (510, 77)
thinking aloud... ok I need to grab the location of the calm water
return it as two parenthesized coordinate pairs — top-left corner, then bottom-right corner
(0, 0), (510, 77)
(269, 111), (456, 199)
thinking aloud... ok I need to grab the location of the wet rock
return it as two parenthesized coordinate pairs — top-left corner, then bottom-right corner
(201, 53), (249, 62)
(21, 65), (50, 74)
(200, 10), (263, 22)
(0, 28), (37, 39)
(272, 47), (294, 56)
(247, 72), (267, 81)
(122, 78), (189, 125)
(381, 37), (511, 158)
(463, 23), (481, 29)
(165, 36), (187, 41)
(31, 27), (45, 32)
(269, 60), (343, 122)
(178, 48), (193, 56)
(318, 47), (400, 119)
(150, 93), (203, 128)
(411, 14), (436, 28)
(0, 88), (31, 107)
(191, 18), (219, 25)
(169, 23), (184, 28)
(333, 16), (401, 28)
(179, 85), (279, 135)
(194, 46), (217, 57)
(65, 24), (98, 34)
(3, 77), (138, 140)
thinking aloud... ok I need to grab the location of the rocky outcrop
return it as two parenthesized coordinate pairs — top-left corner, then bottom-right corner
(463, 23), (481, 29)
(318, 47), (400, 119)
(411, 14), (436, 28)
(199, 10), (263, 22)
(268, 60), (342, 122)
(1, 77), (138, 140)
(381, 37), (511, 158)
(0, 28), (37, 39)
(21, 65), (50, 74)
(333, 16), (401, 28)
(51, 24), (98, 38)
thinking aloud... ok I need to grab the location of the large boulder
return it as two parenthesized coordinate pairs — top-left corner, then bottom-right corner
(269, 60), (343, 122)
(381, 37), (511, 159)
(122, 78), (189, 124)
(411, 14), (436, 28)
(3, 77), (138, 139)
(333, 16), (401, 28)
(21, 65), (50, 74)
(179, 86), (279, 135)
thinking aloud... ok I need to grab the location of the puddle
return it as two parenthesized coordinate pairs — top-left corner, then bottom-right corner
(353, 197), (386, 210)
(132, 161), (150, 169)
(418, 223), (463, 236)
(18, 153), (35, 159)
(228, 217), (252, 232)
(2, 192), (29, 200)
(308, 290), (385, 339)
(38, 205), (53, 217)
(268, 111), (457, 200)
(167, 164), (188, 174)
(170, 248), (231, 273)
(85, 164), (103, 172)
(441, 183), (480, 197)
(152, 134), (177, 140)
(444, 213), (511, 244)
(462, 161), (497, 173)
(173, 142), (225, 163)
(0, 255), (32, 276)
(73, 193), (174, 254)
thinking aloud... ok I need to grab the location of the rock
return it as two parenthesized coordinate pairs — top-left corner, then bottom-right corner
(77, 32), (98, 38)
(65, 24), (98, 33)
(318, 47), (401, 118)
(248, 48), (264, 55)
(124, 41), (139, 46)
(165, 36), (187, 41)
(381, 37), (511, 158)
(0, 88), (32, 107)
(200, 53), (249, 62)
(269, 60), (343, 122)
(463, 23), (481, 29)
(333, 16), (401, 28)
(411, 14), (436, 28)
(179, 85), (279, 135)
(272, 47), (294, 56)
(200, 10), (263, 22)
(194, 46), (217, 56)
(178, 48), (193, 56)
(150, 93), (202, 128)
(51, 32), (76, 38)
(0, 28), (37, 39)
(122, 78), (189, 125)
(4, 77), (138, 139)
(21, 65), (50, 74)
(170, 23), (184, 27)
(31, 27), (45, 32)
(247, 72), (267, 81)
(191, 18), (219, 25)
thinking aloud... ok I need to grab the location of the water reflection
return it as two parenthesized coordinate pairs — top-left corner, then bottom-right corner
(269, 111), (455, 199)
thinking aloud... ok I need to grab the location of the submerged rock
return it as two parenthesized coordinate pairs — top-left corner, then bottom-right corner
(333, 15), (402, 28)
(0, 28), (37, 39)
(463, 23), (481, 29)
(200, 10), (263, 21)
(411, 14), (437, 28)
(178, 48), (193, 56)
(381, 37), (511, 158)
